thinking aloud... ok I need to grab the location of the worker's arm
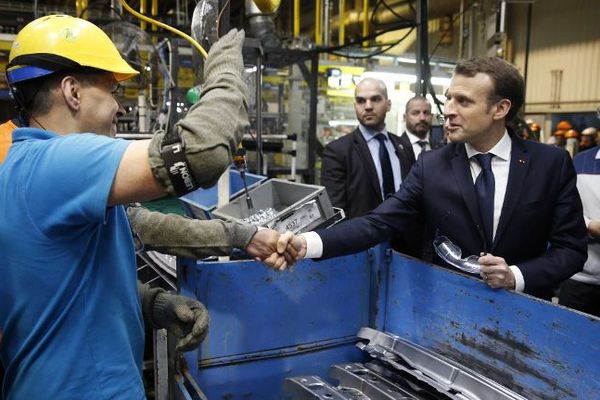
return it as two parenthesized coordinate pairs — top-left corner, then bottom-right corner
(109, 29), (248, 206)
(138, 281), (209, 352)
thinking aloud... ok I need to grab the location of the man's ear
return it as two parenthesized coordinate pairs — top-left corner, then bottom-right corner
(492, 98), (511, 120)
(61, 75), (82, 111)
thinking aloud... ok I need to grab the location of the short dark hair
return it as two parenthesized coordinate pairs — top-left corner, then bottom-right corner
(405, 96), (430, 113)
(13, 67), (107, 116)
(454, 56), (524, 121)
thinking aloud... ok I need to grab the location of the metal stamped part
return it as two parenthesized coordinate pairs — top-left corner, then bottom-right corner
(356, 327), (527, 400)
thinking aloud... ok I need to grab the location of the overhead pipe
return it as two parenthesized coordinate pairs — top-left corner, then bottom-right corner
(323, 0), (330, 47)
(140, 0), (146, 30)
(75, 0), (89, 19)
(81, 0), (88, 19)
(329, 0), (457, 32)
(315, 0), (321, 45)
(339, 0), (345, 46)
(362, 0), (368, 46)
(458, 0), (464, 59)
(293, 0), (300, 37)
(151, 0), (158, 31)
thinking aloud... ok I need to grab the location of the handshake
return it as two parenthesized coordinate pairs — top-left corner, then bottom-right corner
(245, 229), (309, 270)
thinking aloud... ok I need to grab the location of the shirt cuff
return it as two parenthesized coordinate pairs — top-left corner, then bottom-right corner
(300, 231), (323, 258)
(584, 216), (591, 229)
(509, 265), (524, 292)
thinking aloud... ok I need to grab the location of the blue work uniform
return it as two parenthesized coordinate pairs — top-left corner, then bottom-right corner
(0, 128), (145, 399)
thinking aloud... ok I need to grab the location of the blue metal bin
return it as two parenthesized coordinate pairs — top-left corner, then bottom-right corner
(178, 246), (600, 399)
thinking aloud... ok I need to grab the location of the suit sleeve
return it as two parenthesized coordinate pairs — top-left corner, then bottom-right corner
(316, 155), (425, 259)
(321, 143), (348, 211)
(518, 151), (587, 292)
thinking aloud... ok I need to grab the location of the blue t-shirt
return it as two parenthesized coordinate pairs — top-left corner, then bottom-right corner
(0, 128), (145, 399)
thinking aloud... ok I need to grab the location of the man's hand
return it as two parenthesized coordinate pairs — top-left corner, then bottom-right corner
(277, 232), (307, 262)
(478, 253), (516, 290)
(588, 220), (600, 238)
(245, 229), (296, 271)
(143, 288), (209, 352)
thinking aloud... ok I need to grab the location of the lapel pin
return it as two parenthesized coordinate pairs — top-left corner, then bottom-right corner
(518, 159), (526, 164)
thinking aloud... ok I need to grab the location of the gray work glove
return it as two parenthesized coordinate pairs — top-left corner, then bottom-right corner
(148, 28), (249, 195)
(138, 282), (209, 352)
(128, 205), (257, 259)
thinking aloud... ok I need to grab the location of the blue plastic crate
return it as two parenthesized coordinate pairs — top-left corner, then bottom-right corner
(179, 168), (266, 219)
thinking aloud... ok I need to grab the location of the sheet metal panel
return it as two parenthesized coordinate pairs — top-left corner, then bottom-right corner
(384, 254), (600, 400)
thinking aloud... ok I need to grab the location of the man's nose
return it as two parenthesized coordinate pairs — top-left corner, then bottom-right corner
(443, 100), (456, 118)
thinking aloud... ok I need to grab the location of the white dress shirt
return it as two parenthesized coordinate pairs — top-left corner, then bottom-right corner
(464, 130), (524, 292)
(302, 129), (525, 292)
(405, 130), (431, 159)
(358, 124), (402, 198)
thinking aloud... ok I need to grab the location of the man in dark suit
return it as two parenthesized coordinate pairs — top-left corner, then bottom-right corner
(285, 56), (587, 300)
(398, 96), (443, 164)
(321, 77), (412, 219)
(320, 78), (420, 256)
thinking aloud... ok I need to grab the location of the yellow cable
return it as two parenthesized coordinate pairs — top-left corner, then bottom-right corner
(118, 0), (208, 59)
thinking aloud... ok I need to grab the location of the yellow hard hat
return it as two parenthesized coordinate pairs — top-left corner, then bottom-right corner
(7, 15), (138, 85)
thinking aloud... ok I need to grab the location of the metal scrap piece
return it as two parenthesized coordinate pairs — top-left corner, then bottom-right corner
(284, 376), (369, 400)
(329, 362), (417, 399)
(356, 327), (527, 400)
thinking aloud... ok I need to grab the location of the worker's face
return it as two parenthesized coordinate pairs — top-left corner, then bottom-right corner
(79, 73), (125, 138)
(443, 73), (502, 148)
(404, 99), (432, 138)
(354, 80), (391, 132)
(580, 135), (595, 150)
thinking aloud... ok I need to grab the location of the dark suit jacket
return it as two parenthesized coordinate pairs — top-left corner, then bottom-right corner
(321, 128), (412, 219)
(398, 131), (444, 165)
(317, 131), (587, 300)
(320, 128), (422, 256)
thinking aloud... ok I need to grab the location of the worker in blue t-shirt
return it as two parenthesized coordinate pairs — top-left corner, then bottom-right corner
(0, 15), (291, 400)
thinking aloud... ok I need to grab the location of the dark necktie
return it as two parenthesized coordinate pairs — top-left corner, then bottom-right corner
(474, 153), (495, 249)
(417, 140), (429, 155)
(374, 133), (395, 197)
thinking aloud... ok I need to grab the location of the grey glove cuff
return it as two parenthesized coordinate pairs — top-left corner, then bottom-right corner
(232, 222), (259, 249)
(137, 281), (166, 329)
(147, 132), (235, 197)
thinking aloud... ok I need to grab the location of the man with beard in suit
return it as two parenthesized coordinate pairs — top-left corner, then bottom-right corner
(398, 96), (443, 164)
(320, 78), (421, 256)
